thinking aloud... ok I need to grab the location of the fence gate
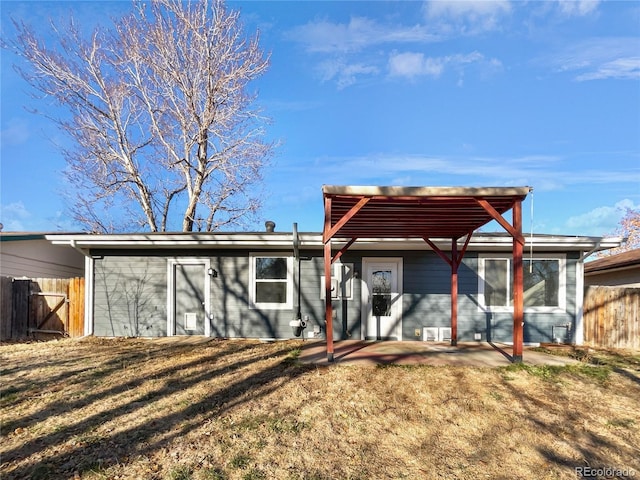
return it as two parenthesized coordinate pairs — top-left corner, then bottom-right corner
(30, 281), (69, 336)
(1, 277), (85, 340)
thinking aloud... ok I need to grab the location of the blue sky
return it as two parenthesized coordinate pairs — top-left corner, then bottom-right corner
(1, 0), (639, 236)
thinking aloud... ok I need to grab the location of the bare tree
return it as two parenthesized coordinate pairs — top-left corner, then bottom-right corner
(597, 207), (640, 257)
(4, 0), (273, 232)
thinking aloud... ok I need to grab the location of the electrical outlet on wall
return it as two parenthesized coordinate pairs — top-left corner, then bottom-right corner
(414, 329), (421, 337)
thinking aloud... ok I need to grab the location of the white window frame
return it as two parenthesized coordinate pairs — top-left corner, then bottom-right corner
(477, 253), (566, 313)
(249, 253), (294, 310)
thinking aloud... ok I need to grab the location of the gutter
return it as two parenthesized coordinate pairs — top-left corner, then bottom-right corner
(49, 233), (624, 253)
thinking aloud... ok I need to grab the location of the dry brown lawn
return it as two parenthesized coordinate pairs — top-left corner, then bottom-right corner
(1, 338), (639, 480)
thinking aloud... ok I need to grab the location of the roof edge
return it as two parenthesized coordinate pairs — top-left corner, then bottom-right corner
(584, 249), (640, 273)
(322, 185), (532, 197)
(45, 232), (622, 252)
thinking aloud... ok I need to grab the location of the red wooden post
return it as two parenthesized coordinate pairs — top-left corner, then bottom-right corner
(451, 238), (458, 346)
(324, 240), (334, 362)
(512, 200), (524, 362)
(323, 195), (335, 362)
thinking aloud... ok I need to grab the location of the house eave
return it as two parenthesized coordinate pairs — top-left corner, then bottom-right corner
(584, 265), (638, 277)
(45, 232), (622, 253)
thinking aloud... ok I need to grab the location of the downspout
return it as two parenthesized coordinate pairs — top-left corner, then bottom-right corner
(290, 223), (310, 338)
(69, 239), (90, 258)
(579, 239), (602, 262)
(293, 223), (302, 322)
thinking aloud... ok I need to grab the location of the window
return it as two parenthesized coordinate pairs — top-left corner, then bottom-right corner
(478, 255), (566, 312)
(524, 259), (560, 307)
(371, 269), (392, 316)
(249, 254), (293, 309)
(484, 259), (509, 307)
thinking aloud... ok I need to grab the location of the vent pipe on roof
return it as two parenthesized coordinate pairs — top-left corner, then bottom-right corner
(265, 220), (276, 233)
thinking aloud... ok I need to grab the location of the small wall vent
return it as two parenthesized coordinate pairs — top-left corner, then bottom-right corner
(423, 327), (452, 342)
(439, 327), (452, 342)
(423, 327), (439, 342)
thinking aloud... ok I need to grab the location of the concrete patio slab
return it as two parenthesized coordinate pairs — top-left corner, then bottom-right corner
(298, 340), (580, 367)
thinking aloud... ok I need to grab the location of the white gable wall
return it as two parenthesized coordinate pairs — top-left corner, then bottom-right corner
(0, 238), (84, 278)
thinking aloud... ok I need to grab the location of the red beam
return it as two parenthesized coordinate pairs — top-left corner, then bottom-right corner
(456, 233), (472, 265)
(323, 196), (370, 243)
(423, 237), (453, 268)
(331, 194), (518, 204)
(332, 237), (357, 264)
(475, 198), (525, 245)
(323, 196), (332, 242)
(512, 200), (524, 362)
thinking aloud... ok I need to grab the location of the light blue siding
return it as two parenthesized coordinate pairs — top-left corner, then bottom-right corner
(90, 248), (580, 343)
(94, 255), (167, 337)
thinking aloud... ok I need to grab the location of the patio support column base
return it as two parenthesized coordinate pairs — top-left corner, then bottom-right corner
(512, 355), (523, 363)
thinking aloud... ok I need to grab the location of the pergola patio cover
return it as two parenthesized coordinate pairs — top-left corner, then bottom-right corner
(322, 185), (532, 362)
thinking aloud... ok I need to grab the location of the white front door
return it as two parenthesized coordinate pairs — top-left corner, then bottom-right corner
(361, 258), (403, 340)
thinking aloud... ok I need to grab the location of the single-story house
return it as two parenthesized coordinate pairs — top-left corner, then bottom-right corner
(584, 249), (640, 287)
(0, 232), (85, 279)
(45, 186), (620, 362)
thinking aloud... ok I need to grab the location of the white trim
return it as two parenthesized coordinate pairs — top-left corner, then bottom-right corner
(502, 342), (541, 347)
(167, 258), (211, 337)
(575, 258), (585, 345)
(361, 257), (403, 340)
(85, 256), (94, 336)
(248, 252), (294, 310)
(46, 233), (623, 253)
(478, 257), (511, 310)
(477, 253), (567, 313)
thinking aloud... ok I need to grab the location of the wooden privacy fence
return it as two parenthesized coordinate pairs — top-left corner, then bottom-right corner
(583, 285), (640, 350)
(0, 276), (84, 340)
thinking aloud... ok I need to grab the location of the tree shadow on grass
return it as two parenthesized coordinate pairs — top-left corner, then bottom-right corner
(1, 339), (314, 479)
(499, 368), (640, 475)
(0, 340), (240, 418)
(1, 340), (257, 434)
(613, 367), (640, 386)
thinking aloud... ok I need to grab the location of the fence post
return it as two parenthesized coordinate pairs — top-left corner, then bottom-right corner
(12, 279), (30, 339)
(68, 277), (85, 337)
(1, 277), (14, 340)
